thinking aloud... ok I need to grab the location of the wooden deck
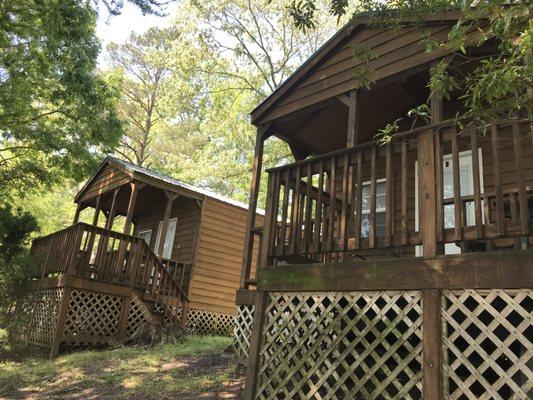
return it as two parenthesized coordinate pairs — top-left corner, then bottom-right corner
(19, 222), (190, 357)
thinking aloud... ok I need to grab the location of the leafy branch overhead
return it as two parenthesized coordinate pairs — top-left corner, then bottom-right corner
(290, 0), (532, 126)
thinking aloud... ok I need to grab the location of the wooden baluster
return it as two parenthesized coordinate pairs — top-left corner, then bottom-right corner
(269, 171), (281, 262)
(328, 157), (337, 252)
(304, 164), (313, 255)
(370, 146), (377, 248)
(471, 130), (483, 239)
(401, 141), (408, 245)
(491, 124), (505, 236)
(290, 165), (302, 255)
(340, 153), (350, 253)
(280, 170), (290, 256)
(435, 133), (444, 247)
(355, 151), (363, 249)
(385, 143), (393, 247)
(513, 121), (529, 237)
(509, 192), (521, 249)
(314, 161), (324, 253)
(451, 128), (462, 241)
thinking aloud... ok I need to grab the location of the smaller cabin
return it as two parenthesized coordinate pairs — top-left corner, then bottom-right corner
(16, 156), (262, 357)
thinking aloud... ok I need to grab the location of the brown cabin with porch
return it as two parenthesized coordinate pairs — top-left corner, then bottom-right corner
(19, 156), (262, 357)
(236, 11), (533, 400)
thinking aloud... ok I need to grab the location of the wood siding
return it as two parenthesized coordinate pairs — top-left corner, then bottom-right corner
(258, 24), (483, 124)
(78, 163), (131, 203)
(188, 198), (263, 315)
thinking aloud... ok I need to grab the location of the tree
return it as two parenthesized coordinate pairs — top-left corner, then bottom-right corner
(107, 26), (209, 167)
(289, 0), (531, 124)
(99, 0), (174, 16)
(0, 0), (123, 200)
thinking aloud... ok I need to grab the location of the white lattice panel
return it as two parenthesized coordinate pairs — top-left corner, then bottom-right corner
(63, 289), (123, 344)
(442, 289), (533, 400)
(186, 308), (235, 336)
(256, 291), (424, 400)
(126, 295), (152, 339)
(16, 288), (63, 351)
(233, 304), (255, 363)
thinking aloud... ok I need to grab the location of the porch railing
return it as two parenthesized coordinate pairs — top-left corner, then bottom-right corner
(31, 222), (190, 319)
(261, 119), (532, 264)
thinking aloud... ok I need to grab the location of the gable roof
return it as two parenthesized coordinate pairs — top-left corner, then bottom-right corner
(250, 10), (464, 125)
(75, 155), (261, 213)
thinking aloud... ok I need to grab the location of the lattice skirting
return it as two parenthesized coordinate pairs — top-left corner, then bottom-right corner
(15, 288), (64, 351)
(125, 294), (152, 339)
(63, 289), (123, 346)
(442, 289), (533, 400)
(186, 308), (235, 337)
(233, 304), (255, 364)
(256, 291), (424, 400)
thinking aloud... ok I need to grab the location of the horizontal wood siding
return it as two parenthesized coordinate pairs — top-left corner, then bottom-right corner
(188, 199), (263, 315)
(259, 23), (483, 123)
(79, 163), (130, 202)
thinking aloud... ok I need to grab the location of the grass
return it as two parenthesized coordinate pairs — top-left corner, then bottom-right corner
(0, 329), (243, 399)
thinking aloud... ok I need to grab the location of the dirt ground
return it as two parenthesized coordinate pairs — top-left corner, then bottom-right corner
(0, 333), (244, 400)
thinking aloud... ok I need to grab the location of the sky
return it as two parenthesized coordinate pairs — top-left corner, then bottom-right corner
(95, 2), (179, 66)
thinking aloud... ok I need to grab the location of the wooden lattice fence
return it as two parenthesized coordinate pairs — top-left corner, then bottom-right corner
(234, 304), (255, 363)
(255, 291), (424, 400)
(125, 294), (152, 339)
(442, 289), (532, 399)
(186, 308), (235, 336)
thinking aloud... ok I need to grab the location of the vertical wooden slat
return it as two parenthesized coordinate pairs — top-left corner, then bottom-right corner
(304, 164), (313, 254)
(314, 161), (324, 252)
(280, 170), (290, 255)
(491, 124), (505, 236)
(49, 287), (72, 358)
(355, 151), (363, 249)
(340, 153), (350, 251)
(513, 121), (529, 235)
(385, 143), (393, 247)
(434, 132), (444, 244)
(290, 165), (302, 254)
(451, 129), (462, 241)
(328, 158), (337, 251)
(269, 171), (281, 261)
(401, 141), (408, 245)
(369, 146), (377, 248)
(422, 289), (442, 399)
(470, 130), (482, 238)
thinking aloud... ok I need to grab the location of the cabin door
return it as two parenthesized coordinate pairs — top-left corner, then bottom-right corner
(416, 149), (483, 255)
(155, 217), (177, 259)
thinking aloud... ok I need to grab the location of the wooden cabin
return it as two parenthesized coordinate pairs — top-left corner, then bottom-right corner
(16, 156), (262, 357)
(237, 11), (533, 400)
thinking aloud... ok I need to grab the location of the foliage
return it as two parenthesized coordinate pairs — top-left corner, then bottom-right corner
(289, 0), (532, 124)
(0, 0), (123, 200)
(0, 334), (237, 398)
(0, 205), (39, 322)
(98, 0), (174, 16)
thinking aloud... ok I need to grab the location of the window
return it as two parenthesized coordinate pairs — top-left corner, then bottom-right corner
(137, 229), (152, 245)
(155, 217), (177, 259)
(360, 179), (387, 238)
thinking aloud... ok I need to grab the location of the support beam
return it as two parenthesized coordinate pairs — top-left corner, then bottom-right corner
(157, 191), (178, 258)
(105, 187), (120, 230)
(92, 196), (102, 227)
(418, 130), (437, 258)
(336, 94), (350, 107)
(72, 204), (82, 225)
(123, 182), (140, 236)
(347, 89), (360, 147)
(422, 289), (442, 399)
(240, 124), (271, 289)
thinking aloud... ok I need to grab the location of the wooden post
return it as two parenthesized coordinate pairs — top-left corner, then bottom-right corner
(423, 289), (442, 399)
(180, 299), (189, 329)
(346, 90), (359, 251)
(117, 294), (132, 342)
(243, 291), (268, 400)
(105, 187), (120, 231)
(72, 204), (82, 225)
(418, 130), (437, 258)
(123, 182), (139, 236)
(157, 191), (177, 257)
(49, 287), (72, 358)
(240, 124), (270, 289)
(92, 196), (102, 227)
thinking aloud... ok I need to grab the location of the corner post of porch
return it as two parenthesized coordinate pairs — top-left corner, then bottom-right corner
(240, 123), (271, 289)
(105, 187), (120, 231)
(92, 195), (102, 227)
(72, 203), (82, 225)
(123, 181), (140, 236)
(157, 190), (178, 258)
(49, 287), (72, 358)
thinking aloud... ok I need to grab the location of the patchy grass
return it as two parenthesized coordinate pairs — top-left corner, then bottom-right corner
(0, 330), (244, 399)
